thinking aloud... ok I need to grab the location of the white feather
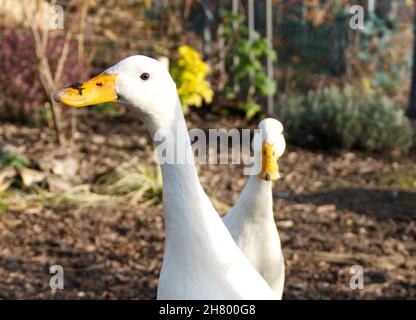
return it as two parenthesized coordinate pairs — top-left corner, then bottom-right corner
(105, 56), (277, 300)
(224, 118), (286, 298)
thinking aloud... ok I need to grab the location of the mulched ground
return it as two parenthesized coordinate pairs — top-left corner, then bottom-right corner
(0, 111), (415, 299)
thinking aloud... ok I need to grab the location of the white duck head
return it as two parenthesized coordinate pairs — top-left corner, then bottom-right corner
(53, 55), (180, 133)
(252, 118), (286, 181)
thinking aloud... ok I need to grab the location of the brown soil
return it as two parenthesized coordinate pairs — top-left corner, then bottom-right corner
(0, 112), (415, 299)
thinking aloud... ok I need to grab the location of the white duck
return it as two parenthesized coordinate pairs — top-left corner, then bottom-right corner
(54, 55), (277, 300)
(224, 118), (286, 298)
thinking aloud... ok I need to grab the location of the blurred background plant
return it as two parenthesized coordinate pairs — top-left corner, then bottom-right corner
(279, 85), (413, 152)
(0, 149), (163, 212)
(0, 30), (81, 124)
(220, 9), (277, 119)
(274, 0), (415, 151)
(170, 45), (214, 114)
(0, 0), (96, 145)
(346, 6), (413, 106)
(94, 162), (163, 206)
(0, 146), (31, 170)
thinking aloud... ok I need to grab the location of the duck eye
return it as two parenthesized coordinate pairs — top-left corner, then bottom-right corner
(140, 73), (150, 80)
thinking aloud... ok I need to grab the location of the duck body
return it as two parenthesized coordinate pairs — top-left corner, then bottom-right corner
(224, 176), (284, 297)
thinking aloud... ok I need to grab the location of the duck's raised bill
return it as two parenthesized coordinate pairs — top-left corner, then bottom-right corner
(53, 73), (118, 107)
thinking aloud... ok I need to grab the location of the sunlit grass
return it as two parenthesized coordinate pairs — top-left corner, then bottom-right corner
(94, 163), (163, 207)
(0, 163), (163, 213)
(0, 185), (116, 212)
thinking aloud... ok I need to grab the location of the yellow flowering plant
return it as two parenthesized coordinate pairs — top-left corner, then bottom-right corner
(170, 45), (214, 114)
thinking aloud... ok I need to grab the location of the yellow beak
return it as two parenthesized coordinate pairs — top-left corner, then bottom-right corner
(53, 73), (118, 107)
(259, 142), (280, 181)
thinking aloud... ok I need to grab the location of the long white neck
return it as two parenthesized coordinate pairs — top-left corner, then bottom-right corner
(223, 172), (284, 299)
(239, 150), (275, 219)
(233, 175), (274, 222)
(142, 98), (227, 259)
(156, 105), (210, 243)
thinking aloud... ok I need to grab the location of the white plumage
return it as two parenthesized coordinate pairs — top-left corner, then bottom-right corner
(55, 55), (277, 300)
(224, 118), (286, 298)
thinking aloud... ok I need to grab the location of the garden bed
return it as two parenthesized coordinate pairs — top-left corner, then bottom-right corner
(0, 112), (415, 299)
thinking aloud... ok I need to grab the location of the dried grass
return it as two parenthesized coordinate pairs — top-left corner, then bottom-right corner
(95, 162), (163, 207)
(0, 161), (163, 213)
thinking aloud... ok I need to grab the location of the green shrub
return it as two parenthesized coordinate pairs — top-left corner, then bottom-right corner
(279, 85), (413, 152)
(0, 147), (30, 169)
(221, 10), (277, 119)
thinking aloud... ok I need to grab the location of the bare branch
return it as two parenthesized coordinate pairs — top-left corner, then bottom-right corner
(54, 31), (73, 86)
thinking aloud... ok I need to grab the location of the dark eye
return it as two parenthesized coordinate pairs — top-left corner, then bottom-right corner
(140, 73), (150, 80)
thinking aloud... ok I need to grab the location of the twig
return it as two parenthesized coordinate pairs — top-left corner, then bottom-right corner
(21, 1), (66, 146)
(54, 31), (73, 85)
(70, 1), (91, 144)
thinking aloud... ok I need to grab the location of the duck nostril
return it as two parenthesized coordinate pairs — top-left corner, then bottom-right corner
(96, 82), (103, 87)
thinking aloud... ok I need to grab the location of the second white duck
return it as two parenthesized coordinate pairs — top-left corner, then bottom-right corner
(224, 118), (286, 298)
